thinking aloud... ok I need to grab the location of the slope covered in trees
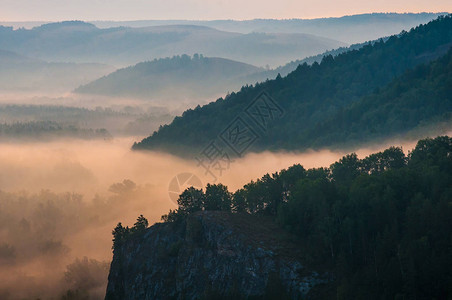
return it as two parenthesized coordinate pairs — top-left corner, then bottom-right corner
(239, 40), (374, 85)
(75, 54), (262, 100)
(157, 136), (452, 299)
(309, 48), (452, 147)
(133, 15), (452, 155)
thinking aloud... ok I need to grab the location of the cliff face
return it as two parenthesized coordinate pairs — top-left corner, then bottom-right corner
(105, 211), (331, 300)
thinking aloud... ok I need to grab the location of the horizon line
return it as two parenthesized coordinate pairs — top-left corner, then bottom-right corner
(1, 11), (450, 24)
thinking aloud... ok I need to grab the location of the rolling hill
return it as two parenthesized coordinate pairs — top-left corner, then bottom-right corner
(74, 55), (263, 100)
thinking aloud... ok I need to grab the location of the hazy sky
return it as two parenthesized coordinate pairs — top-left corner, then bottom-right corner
(1, 0), (450, 21)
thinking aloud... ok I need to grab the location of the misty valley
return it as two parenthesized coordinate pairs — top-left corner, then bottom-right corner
(0, 12), (451, 300)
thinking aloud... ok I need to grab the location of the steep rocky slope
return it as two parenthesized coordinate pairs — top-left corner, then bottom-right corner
(105, 211), (331, 299)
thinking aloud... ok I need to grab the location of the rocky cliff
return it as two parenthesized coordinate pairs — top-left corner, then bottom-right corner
(105, 211), (332, 300)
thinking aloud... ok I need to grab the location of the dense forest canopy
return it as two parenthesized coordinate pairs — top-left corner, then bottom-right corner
(306, 47), (452, 147)
(143, 136), (452, 299)
(133, 15), (452, 156)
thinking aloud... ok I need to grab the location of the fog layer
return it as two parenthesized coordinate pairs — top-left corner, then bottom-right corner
(0, 136), (439, 299)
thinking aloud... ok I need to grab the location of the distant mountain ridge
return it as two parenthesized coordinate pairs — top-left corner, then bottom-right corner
(90, 12), (447, 43)
(74, 14), (444, 102)
(0, 22), (345, 67)
(132, 15), (452, 155)
(74, 54), (263, 100)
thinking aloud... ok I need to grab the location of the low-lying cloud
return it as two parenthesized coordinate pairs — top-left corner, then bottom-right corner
(0, 135), (441, 299)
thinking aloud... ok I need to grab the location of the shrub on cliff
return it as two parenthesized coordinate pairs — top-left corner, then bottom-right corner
(112, 215), (149, 251)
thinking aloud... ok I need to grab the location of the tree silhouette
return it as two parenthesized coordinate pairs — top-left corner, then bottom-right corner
(204, 183), (232, 211)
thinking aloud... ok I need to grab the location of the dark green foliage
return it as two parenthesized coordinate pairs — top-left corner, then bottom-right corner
(239, 172), (284, 215)
(331, 153), (361, 186)
(231, 189), (247, 213)
(178, 187), (205, 214)
(160, 209), (181, 223)
(134, 15), (452, 155)
(312, 48), (452, 146)
(131, 215), (149, 234)
(111, 215), (149, 251)
(360, 146), (407, 174)
(204, 183), (232, 211)
(161, 136), (452, 298)
(279, 136), (451, 298)
(162, 184), (234, 221)
(111, 222), (129, 250)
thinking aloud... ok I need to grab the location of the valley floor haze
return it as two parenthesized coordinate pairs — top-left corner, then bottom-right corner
(0, 132), (449, 299)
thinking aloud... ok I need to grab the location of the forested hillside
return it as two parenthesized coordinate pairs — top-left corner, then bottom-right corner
(149, 136), (452, 299)
(308, 49), (452, 147)
(133, 15), (452, 155)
